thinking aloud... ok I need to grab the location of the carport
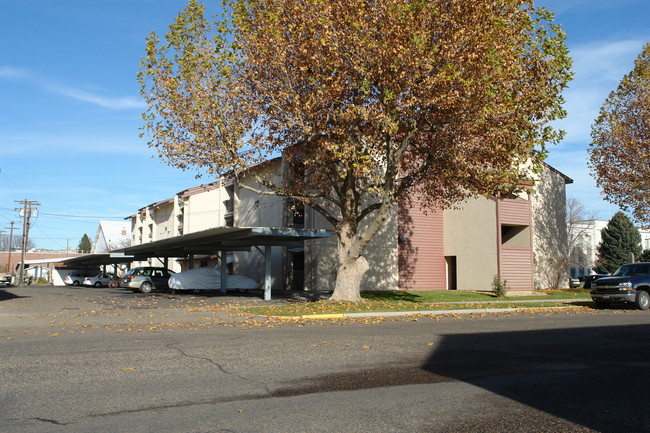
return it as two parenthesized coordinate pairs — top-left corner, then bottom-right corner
(114, 226), (333, 300)
(22, 254), (135, 286)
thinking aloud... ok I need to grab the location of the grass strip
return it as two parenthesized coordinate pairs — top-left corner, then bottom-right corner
(244, 289), (591, 317)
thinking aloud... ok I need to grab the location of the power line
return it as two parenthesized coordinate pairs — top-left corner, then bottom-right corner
(39, 212), (125, 219)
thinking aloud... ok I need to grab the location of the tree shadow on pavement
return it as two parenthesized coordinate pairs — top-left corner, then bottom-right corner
(0, 289), (28, 301)
(423, 324), (650, 432)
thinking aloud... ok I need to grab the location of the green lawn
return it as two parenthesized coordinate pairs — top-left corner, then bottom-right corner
(243, 289), (592, 317)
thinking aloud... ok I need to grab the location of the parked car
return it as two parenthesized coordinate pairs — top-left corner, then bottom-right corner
(120, 267), (175, 293)
(0, 272), (12, 286)
(569, 278), (581, 288)
(168, 266), (258, 294)
(583, 274), (608, 289)
(108, 277), (122, 288)
(64, 271), (95, 286)
(590, 262), (650, 310)
(83, 273), (115, 288)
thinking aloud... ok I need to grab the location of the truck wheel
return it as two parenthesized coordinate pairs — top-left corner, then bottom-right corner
(635, 291), (650, 310)
(140, 282), (153, 294)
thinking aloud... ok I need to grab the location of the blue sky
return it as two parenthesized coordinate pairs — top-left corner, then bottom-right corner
(1, 0), (649, 251)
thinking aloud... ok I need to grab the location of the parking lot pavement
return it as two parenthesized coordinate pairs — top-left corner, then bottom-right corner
(0, 285), (284, 337)
(0, 285), (593, 339)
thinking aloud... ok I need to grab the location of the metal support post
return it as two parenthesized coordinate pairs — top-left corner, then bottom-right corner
(264, 245), (272, 301)
(220, 250), (228, 294)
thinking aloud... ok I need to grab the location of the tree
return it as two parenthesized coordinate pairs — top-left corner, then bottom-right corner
(589, 43), (650, 227)
(639, 249), (650, 263)
(77, 234), (92, 254)
(139, 0), (572, 301)
(566, 196), (597, 274)
(594, 212), (641, 274)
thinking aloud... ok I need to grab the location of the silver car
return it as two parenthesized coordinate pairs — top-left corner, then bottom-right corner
(121, 267), (174, 293)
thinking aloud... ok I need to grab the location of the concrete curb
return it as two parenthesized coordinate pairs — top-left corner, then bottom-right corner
(296, 305), (584, 320)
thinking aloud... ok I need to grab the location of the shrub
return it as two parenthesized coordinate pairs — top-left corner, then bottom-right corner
(492, 275), (508, 297)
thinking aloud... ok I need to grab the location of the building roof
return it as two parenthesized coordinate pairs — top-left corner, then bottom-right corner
(91, 221), (131, 254)
(543, 162), (573, 184)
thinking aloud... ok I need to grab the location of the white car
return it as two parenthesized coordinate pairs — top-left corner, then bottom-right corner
(83, 273), (116, 288)
(168, 267), (257, 293)
(64, 271), (95, 286)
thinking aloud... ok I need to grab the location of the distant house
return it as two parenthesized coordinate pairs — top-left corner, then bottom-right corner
(569, 219), (650, 278)
(124, 158), (572, 294)
(91, 221), (131, 254)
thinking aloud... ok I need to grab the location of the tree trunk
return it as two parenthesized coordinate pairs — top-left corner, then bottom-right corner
(330, 255), (369, 302)
(329, 223), (369, 302)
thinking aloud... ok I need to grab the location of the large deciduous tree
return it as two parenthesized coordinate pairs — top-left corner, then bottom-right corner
(594, 212), (641, 275)
(139, 0), (572, 301)
(589, 43), (650, 227)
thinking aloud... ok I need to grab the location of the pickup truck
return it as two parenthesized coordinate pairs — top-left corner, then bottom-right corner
(590, 262), (650, 310)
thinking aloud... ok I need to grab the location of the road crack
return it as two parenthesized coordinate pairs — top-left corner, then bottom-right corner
(166, 344), (273, 395)
(31, 417), (70, 425)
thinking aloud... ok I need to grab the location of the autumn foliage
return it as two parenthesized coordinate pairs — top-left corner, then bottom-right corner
(139, 0), (572, 301)
(589, 43), (650, 227)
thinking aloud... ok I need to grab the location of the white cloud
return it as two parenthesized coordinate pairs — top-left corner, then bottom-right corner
(48, 85), (146, 109)
(0, 132), (149, 156)
(557, 39), (647, 144)
(0, 64), (144, 110)
(0, 65), (32, 78)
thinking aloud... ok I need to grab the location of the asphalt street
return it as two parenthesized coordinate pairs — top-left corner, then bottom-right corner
(1, 285), (650, 432)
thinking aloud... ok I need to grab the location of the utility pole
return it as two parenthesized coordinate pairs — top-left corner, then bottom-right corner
(4, 221), (15, 275)
(0, 230), (4, 272)
(15, 200), (40, 286)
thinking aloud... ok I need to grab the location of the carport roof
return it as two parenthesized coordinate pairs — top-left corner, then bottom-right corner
(113, 226), (333, 259)
(58, 253), (136, 267)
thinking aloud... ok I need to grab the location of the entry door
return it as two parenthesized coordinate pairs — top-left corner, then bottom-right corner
(445, 256), (457, 290)
(291, 252), (305, 290)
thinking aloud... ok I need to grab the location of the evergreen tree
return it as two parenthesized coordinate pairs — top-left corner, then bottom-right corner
(77, 234), (92, 254)
(639, 249), (650, 263)
(594, 212), (641, 274)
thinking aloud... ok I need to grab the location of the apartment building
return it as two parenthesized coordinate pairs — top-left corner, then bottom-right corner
(125, 158), (571, 294)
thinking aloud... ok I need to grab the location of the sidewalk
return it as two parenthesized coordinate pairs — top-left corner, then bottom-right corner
(285, 299), (589, 319)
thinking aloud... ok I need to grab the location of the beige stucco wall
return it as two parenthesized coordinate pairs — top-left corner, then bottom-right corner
(184, 188), (229, 234)
(443, 197), (498, 291)
(531, 165), (570, 289)
(309, 204), (398, 292)
(232, 163), (286, 290)
(152, 202), (174, 241)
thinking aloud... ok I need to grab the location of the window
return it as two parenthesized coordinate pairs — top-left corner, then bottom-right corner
(288, 199), (304, 228)
(501, 225), (530, 248)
